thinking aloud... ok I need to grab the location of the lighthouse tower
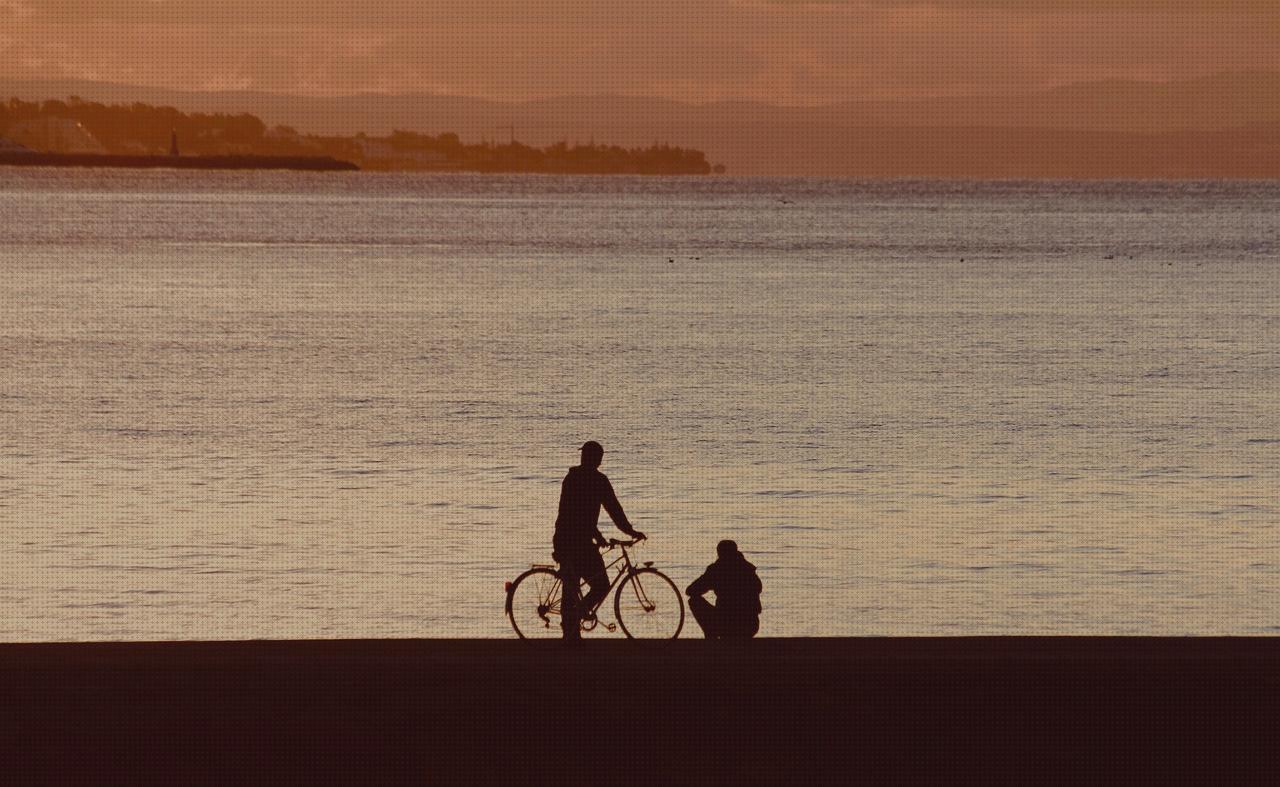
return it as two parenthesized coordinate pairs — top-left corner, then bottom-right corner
(169, 129), (179, 157)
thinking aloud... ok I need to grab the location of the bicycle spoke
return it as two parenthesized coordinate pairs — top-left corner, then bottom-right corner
(630, 575), (655, 612)
(508, 568), (565, 639)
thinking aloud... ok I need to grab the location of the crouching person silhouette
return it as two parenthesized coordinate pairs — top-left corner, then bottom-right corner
(686, 540), (762, 638)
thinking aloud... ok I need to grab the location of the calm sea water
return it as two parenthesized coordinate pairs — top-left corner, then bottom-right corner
(0, 169), (1277, 639)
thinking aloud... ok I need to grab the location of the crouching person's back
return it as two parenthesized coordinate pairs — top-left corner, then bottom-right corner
(686, 540), (762, 639)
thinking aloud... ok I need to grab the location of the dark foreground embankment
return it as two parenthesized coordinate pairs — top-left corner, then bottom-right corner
(2, 638), (1277, 783)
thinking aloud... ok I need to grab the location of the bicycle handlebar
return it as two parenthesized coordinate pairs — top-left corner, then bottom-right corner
(607, 537), (645, 548)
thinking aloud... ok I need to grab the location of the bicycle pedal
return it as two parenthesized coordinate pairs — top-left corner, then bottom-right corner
(604, 623), (617, 633)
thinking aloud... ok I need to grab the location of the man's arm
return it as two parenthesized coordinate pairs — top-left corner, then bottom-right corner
(686, 569), (712, 599)
(601, 477), (644, 539)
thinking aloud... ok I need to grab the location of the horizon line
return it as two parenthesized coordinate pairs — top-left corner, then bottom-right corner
(3, 69), (1279, 110)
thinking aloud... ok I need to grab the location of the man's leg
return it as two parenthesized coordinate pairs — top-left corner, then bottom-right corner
(721, 614), (759, 639)
(688, 596), (720, 638)
(560, 566), (582, 639)
(577, 551), (610, 617)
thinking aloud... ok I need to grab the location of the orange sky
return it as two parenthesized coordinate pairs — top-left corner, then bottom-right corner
(2, 1), (1277, 103)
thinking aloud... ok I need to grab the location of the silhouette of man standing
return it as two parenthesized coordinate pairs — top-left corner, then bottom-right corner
(686, 540), (762, 639)
(554, 441), (645, 639)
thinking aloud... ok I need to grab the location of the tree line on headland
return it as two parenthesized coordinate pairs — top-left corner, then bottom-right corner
(0, 97), (720, 174)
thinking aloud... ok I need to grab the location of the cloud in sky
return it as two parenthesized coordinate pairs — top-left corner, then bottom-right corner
(2, 1), (1276, 102)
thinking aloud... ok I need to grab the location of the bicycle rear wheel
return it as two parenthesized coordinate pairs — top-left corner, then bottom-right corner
(614, 568), (684, 639)
(506, 567), (563, 639)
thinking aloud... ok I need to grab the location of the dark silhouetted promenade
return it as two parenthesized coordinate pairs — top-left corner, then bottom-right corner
(2, 638), (1278, 782)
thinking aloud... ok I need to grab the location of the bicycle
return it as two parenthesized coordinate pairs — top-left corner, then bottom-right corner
(505, 539), (685, 639)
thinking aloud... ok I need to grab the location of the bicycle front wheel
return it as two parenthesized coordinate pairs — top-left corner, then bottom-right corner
(507, 567), (563, 639)
(614, 568), (685, 639)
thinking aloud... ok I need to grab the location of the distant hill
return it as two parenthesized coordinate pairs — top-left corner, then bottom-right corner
(4, 73), (1279, 177)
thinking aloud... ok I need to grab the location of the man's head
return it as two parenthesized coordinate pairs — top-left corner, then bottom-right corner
(580, 441), (604, 468)
(717, 539), (739, 560)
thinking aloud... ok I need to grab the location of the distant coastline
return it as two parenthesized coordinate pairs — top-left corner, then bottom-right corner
(1, 97), (719, 175)
(0, 151), (358, 171)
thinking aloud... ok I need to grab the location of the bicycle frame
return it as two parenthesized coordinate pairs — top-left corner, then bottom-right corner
(550, 542), (653, 623)
(505, 538), (682, 638)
